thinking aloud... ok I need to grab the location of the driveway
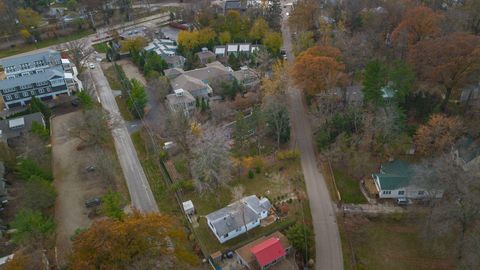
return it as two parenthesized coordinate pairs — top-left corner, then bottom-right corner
(88, 62), (159, 213)
(281, 10), (344, 270)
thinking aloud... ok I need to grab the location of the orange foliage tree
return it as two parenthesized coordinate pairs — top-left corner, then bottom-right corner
(414, 114), (463, 156)
(69, 212), (199, 270)
(291, 45), (345, 96)
(407, 33), (480, 111)
(391, 5), (444, 47)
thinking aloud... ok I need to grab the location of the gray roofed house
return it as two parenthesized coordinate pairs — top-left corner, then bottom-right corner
(206, 195), (271, 243)
(166, 89), (196, 117)
(167, 61), (233, 98)
(453, 137), (480, 172)
(0, 112), (45, 141)
(0, 50), (62, 77)
(196, 48), (216, 65)
(224, 0), (247, 14)
(233, 66), (260, 88)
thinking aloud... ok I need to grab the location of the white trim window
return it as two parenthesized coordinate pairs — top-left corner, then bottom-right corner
(22, 92), (28, 97)
(4, 95), (12, 101)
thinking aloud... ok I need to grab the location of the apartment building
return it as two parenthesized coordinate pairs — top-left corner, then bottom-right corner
(0, 50), (76, 110)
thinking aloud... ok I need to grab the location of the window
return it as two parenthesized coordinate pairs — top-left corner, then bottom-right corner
(398, 191), (405, 195)
(38, 88), (45, 94)
(418, 191), (425, 195)
(4, 95), (12, 101)
(13, 93), (19, 99)
(383, 190), (391, 195)
(5, 66), (16, 73)
(224, 233), (229, 238)
(36, 81), (48, 87)
(30, 90), (36, 96)
(20, 63), (31, 70)
(22, 92), (28, 97)
(36, 69), (44, 73)
(20, 84), (32, 90)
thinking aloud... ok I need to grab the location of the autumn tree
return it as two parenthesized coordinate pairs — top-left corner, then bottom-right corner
(292, 45), (345, 96)
(218, 31), (231, 44)
(190, 126), (232, 192)
(413, 155), (480, 269)
(120, 36), (147, 53)
(407, 33), (480, 111)
(288, 0), (320, 33)
(460, 0), (480, 35)
(261, 60), (288, 98)
(17, 8), (42, 29)
(414, 114), (463, 156)
(249, 18), (270, 42)
(293, 31), (315, 55)
(262, 32), (283, 55)
(69, 212), (199, 270)
(391, 5), (444, 47)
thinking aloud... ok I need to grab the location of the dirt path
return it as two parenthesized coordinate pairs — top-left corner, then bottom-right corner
(52, 112), (105, 265)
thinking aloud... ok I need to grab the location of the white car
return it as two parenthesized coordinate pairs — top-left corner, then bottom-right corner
(88, 63), (95, 69)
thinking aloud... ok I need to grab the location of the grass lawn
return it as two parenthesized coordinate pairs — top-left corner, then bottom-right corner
(0, 29), (94, 59)
(115, 96), (134, 122)
(341, 214), (452, 270)
(92, 42), (108, 53)
(103, 65), (123, 90)
(131, 131), (179, 215)
(333, 170), (367, 204)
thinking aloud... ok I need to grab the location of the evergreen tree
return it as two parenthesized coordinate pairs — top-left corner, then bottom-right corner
(362, 60), (387, 106)
(266, 0), (282, 31)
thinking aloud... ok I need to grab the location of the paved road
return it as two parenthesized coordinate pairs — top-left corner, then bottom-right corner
(281, 10), (344, 270)
(88, 63), (159, 213)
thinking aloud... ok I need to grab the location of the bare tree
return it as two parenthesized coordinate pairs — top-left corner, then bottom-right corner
(146, 76), (171, 102)
(263, 99), (290, 149)
(60, 39), (95, 73)
(165, 111), (191, 154)
(190, 126), (232, 193)
(413, 154), (480, 269)
(69, 108), (110, 147)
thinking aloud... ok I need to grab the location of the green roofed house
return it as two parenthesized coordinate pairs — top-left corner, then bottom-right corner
(372, 160), (442, 199)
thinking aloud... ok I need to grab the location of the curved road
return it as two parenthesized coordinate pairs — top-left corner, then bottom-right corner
(281, 13), (344, 270)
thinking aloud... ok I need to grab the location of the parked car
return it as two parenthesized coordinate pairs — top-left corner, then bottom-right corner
(396, 197), (409, 206)
(85, 197), (101, 208)
(88, 63), (95, 69)
(86, 165), (96, 172)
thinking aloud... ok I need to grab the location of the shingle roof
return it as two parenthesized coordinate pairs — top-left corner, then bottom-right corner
(166, 89), (195, 105)
(0, 67), (64, 89)
(0, 50), (60, 67)
(0, 112), (45, 139)
(171, 74), (208, 93)
(251, 237), (286, 267)
(375, 160), (413, 190)
(456, 137), (480, 163)
(206, 195), (271, 237)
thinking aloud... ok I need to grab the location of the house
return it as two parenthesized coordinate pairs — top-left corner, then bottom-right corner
(165, 61), (233, 98)
(0, 112), (45, 142)
(224, 0), (247, 14)
(233, 66), (260, 88)
(196, 48), (216, 65)
(453, 137), (480, 172)
(236, 231), (291, 270)
(166, 89), (196, 116)
(372, 160), (442, 199)
(214, 43), (260, 57)
(144, 39), (185, 68)
(206, 195), (271, 243)
(0, 50), (77, 110)
(119, 26), (148, 40)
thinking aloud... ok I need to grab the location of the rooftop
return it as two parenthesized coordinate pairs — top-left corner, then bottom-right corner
(0, 67), (65, 89)
(251, 237), (286, 267)
(0, 112), (45, 140)
(0, 49), (60, 68)
(374, 160), (414, 190)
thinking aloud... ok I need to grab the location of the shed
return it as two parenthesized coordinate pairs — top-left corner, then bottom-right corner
(182, 200), (195, 215)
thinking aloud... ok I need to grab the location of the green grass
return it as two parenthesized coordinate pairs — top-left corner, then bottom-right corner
(173, 158), (190, 179)
(115, 96), (134, 122)
(341, 214), (452, 270)
(333, 170), (367, 204)
(103, 65), (123, 90)
(131, 131), (179, 215)
(0, 29), (94, 59)
(92, 42), (108, 53)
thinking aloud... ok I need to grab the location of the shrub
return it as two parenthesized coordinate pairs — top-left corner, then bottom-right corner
(16, 159), (53, 181)
(277, 150), (300, 161)
(101, 191), (125, 220)
(248, 170), (255, 179)
(30, 121), (50, 140)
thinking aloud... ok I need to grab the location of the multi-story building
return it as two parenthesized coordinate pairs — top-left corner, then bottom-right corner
(0, 50), (76, 110)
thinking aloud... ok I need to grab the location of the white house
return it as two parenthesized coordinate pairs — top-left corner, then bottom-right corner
(372, 160), (442, 200)
(166, 89), (196, 116)
(206, 195), (271, 243)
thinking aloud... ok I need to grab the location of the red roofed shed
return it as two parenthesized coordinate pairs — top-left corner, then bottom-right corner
(250, 237), (286, 269)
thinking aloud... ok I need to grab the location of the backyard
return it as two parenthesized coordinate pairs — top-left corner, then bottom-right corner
(341, 214), (452, 270)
